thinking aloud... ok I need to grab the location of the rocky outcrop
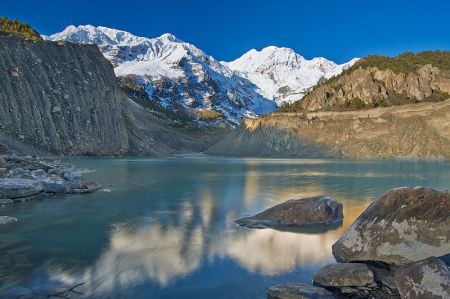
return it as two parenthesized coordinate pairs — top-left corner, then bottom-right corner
(293, 64), (450, 112)
(0, 35), (129, 155)
(236, 196), (343, 230)
(207, 99), (450, 159)
(332, 187), (449, 266)
(267, 283), (336, 299)
(394, 257), (450, 299)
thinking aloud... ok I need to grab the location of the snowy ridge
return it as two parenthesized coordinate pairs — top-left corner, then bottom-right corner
(46, 25), (357, 123)
(225, 46), (358, 105)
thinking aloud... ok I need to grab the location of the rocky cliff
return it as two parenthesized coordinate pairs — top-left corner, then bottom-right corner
(0, 35), (129, 155)
(283, 52), (450, 112)
(207, 99), (450, 159)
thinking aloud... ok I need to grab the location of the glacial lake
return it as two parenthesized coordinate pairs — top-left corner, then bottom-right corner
(0, 157), (449, 298)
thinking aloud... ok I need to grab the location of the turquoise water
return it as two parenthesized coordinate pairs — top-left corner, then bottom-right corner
(0, 157), (449, 298)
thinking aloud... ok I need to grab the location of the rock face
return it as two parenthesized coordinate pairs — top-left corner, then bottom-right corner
(267, 283), (336, 299)
(207, 99), (450, 159)
(313, 263), (376, 288)
(0, 35), (129, 155)
(394, 257), (450, 299)
(332, 187), (450, 266)
(236, 196), (343, 229)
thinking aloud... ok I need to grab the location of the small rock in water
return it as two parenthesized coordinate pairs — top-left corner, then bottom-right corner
(394, 256), (450, 299)
(313, 263), (377, 288)
(0, 178), (43, 199)
(267, 282), (336, 299)
(236, 195), (343, 230)
(0, 216), (18, 224)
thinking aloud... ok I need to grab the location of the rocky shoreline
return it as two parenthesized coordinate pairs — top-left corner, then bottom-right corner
(266, 187), (450, 299)
(0, 154), (101, 223)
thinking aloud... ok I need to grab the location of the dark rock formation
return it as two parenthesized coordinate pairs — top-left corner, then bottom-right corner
(267, 283), (336, 299)
(394, 257), (450, 299)
(236, 195), (343, 229)
(0, 35), (129, 155)
(332, 187), (449, 266)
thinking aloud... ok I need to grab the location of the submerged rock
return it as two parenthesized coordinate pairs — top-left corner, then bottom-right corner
(267, 282), (336, 299)
(332, 187), (450, 266)
(0, 178), (43, 198)
(236, 195), (343, 229)
(0, 216), (17, 224)
(313, 263), (376, 288)
(0, 198), (13, 206)
(394, 257), (450, 299)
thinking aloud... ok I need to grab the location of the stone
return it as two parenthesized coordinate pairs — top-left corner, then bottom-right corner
(267, 283), (336, 299)
(394, 257), (450, 299)
(313, 263), (376, 288)
(236, 195), (343, 229)
(71, 181), (102, 194)
(0, 156), (11, 168)
(42, 176), (69, 193)
(0, 216), (17, 225)
(0, 198), (13, 206)
(332, 187), (450, 266)
(0, 167), (8, 175)
(0, 178), (43, 198)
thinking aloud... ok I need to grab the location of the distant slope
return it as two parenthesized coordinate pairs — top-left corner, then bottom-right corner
(225, 46), (357, 105)
(207, 99), (450, 159)
(282, 51), (450, 112)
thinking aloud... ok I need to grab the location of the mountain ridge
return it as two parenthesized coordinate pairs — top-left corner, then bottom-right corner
(46, 25), (357, 123)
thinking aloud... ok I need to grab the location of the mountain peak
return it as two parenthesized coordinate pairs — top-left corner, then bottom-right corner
(158, 33), (180, 43)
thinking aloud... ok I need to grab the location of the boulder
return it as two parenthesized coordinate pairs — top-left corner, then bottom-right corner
(42, 176), (69, 193)
(236, 196), (343, 229)
(0, 178), (43, 198)
(267, 283), (336, 299)
(313, 263), (376, 288)
(394, 257), (450, 299)
(332, 187), (450, 266)
(0, 216), (17, 225)
(71, 181), (102, 194)
(0, 156), (11, 168)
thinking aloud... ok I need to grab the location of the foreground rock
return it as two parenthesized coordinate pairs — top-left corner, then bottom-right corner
(0, 178), (43, 198)
(394, 257), (450, 299)
(332, 187), (449, 266)
(0, 155), (101, 208)
(313, 263), (376, 289)
(236, 196), (343, 229)
(0, 216), (17, 225)
(267, 283), (336, 299)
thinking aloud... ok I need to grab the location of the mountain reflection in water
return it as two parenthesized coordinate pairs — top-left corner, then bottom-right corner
(1, 157), (448, 298)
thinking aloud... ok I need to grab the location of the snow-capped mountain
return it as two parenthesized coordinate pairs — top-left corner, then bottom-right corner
(46, 25), (357, 123)
(225, 46), (358, 105)
(45, 25), (277, 124)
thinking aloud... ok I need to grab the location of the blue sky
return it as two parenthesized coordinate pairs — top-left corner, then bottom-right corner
(3, 0), (450, 63)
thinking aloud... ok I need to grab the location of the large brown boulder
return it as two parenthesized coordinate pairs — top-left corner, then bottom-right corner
(394, 257), (450, 299)
(332, 187), (450, 266)
(236, 196), (343, 229)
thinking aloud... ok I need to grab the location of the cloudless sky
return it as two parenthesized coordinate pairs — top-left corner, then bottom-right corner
(3, 0), (450, 63)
